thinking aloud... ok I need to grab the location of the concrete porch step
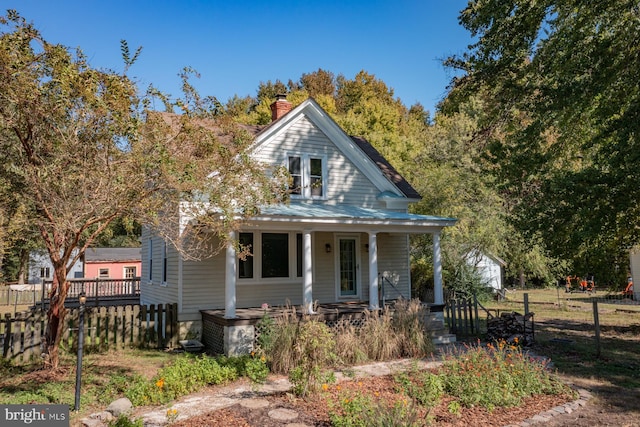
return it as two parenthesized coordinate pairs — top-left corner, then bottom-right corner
(425, 320), (447, 330)
(432, 333), (457, 345)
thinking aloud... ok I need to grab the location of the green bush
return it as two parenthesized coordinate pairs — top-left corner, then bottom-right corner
(438, 340), (569, 410)
(124, 354), (238, 406)
(244, 354), (269, 384)
(289, 320), (336, 396)
(329, 392), (421, 427)
(394, 369), (443, 408)
(108, 414), (144, 427)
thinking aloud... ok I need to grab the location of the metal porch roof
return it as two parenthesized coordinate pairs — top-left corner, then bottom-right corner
(248, 203), (457, 232)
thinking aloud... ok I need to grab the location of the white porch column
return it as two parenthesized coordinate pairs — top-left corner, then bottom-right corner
(368, 232), (379, 309)
(433, 231), (444, 305)
(225, 231), (237, 318)
(302, 230), (315, 314)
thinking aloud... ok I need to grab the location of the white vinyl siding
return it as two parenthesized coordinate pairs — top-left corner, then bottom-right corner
(140, 228), (178, 308)
(140, 107), (417, 321)
(376, 234), (411, 300)
(179, 253), (226, 321)
(254, 116), (384, 208)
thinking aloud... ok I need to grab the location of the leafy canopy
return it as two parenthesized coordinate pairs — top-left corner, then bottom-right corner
(445, 0), (640, 283)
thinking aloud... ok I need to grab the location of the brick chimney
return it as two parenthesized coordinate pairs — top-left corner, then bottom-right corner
(270, 94), (292, 121)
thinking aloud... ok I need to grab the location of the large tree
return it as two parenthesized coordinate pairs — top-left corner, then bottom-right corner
(445, 0), (640, 283)
(0, 11), (282, 368)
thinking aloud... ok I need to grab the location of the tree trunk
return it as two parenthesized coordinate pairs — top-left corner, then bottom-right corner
(43, 267), (69, 369)
(17, 248), (28, 285)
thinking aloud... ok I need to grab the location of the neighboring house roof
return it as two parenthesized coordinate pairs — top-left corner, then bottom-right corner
(465, 250), (507, 267)
(84, 248), (141, 263)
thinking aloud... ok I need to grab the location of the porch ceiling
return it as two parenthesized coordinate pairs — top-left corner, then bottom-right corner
(246, 203), (457, 233)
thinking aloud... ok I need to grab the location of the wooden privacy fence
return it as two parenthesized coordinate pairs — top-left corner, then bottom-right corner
(445, 297), (481, 337)
(0, 303), (178, 365)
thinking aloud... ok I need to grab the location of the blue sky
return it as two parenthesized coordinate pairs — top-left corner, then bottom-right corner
(10, 1), (472, 114)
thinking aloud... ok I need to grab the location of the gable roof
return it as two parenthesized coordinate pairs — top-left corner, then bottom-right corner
(84, 248), (141, 263)
(252, 98), (421, 201)
(154, 99), (421, 202)
(349, 136), (421, 200)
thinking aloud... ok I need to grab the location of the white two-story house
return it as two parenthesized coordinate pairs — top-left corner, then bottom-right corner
(141, 96), (456, 354)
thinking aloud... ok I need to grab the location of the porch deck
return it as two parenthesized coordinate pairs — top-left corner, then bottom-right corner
(200, 300), (447, 355)
(201, 301), (381, 327)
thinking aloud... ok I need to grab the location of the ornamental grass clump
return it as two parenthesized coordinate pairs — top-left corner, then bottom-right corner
(392, 298), (434, 357)
(260, 306), (301, 375)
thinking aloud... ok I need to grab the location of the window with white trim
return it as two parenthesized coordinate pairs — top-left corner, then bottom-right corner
(40, 267), (50, 279)
(288, 155), (326, 199)
(239, 233), (254, 279)
(124, 266), (137, 279)
(148, 238), (153, 282)
(288, 156), (302, 195)
(162, 241), (168, 284)
(99, 268), (110, 279)
(238, 232), (303, 280)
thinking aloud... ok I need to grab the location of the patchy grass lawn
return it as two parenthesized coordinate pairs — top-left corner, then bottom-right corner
(0, 349), (178, 425)
(481, 288), (640, 426)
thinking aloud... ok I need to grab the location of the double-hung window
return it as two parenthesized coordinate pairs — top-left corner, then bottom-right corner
(162, 241), (168, 285)
(288, 155), (326, 199)
(288, 156), (302, 195)
(124, 266), (137, 279)
(238, 232), (303, 280)
(148, 238), (153, 282)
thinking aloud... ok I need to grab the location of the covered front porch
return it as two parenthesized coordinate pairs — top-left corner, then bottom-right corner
(200, 300), (448, 355)
(220, 204), (456, 319)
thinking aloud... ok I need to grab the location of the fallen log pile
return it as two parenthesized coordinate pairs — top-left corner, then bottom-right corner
(486, 311), (535, 345)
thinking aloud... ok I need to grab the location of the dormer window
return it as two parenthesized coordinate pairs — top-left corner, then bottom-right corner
(310, 158), (323, 197)
(288, 154), (326, 199)
(288, 156), (302, 195)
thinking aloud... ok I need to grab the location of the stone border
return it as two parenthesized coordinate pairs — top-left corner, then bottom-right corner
(504, 387), (592, 426)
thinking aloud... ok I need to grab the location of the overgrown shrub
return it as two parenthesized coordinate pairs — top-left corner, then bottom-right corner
(262, 299), (434, 374)
(290, 320), (336, 396)
(439, 340), (569, 410)
(338, 299), (433, 361)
